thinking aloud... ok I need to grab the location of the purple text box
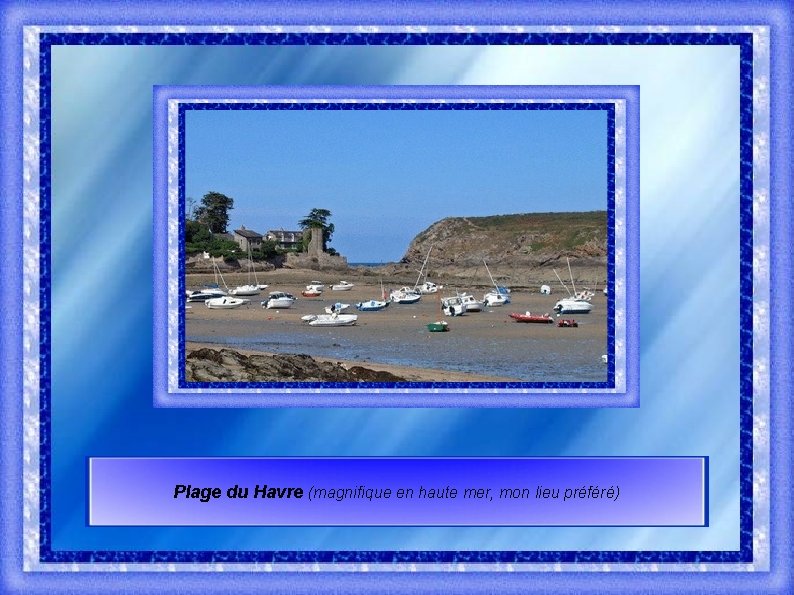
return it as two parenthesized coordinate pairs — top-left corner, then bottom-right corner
(88, 457), (706, 527)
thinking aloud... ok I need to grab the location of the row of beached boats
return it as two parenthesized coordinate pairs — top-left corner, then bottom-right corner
(187, 249), (602, 323)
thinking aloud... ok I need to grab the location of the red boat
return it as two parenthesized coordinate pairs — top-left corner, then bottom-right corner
(557, 319), (579, 328)
(301, 290), (322, 298)
(508, 312), (554, 324)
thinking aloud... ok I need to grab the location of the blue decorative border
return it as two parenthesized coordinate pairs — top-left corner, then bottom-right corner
(176, 100), (617, 391)
(33, 29), (754, 566)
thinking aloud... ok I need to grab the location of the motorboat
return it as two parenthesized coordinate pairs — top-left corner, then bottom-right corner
(324, 302), (350, 314)
(416, 281), (440, 294)
(459, 292), (483, 312)
(303, 283), (324, 295)
(427, 321), (449, 332)
(509, 311), (554, 324)
(205, 296), (249, 309)
(186, 287), (226, 302)
(331, 281), (354, 291)
(301, 313), (358, 327)
(390, 287), (421, 304)
(355, 299), (389, 312)
(262, 291), (296, 309)
(553, 298), (594, 314)
(441, 296), (466, 316)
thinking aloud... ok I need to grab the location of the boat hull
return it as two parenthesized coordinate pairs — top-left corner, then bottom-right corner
(205, 296), (248, 309)
(509, 312), (554, 324)
(553, 300), (593, 314)
(230, 285), (260, 296)
(356, 300), (389, 311)
(305, 314), (358, 327)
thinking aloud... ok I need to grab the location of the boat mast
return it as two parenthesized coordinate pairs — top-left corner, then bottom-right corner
(483, 258), (499, 291)
(553, 268), (572, 296)
(414, 244), (433, 290)
(566, 257), (577, 295)
(248, 243), (259, 287)
(213, 257), (230, 291)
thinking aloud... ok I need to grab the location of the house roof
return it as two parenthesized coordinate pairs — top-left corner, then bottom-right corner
(234, 228), (263, 239)
(268, 230), (303, 239)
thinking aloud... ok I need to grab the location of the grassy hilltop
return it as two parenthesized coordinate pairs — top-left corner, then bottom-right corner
(402, 211), (606, 266)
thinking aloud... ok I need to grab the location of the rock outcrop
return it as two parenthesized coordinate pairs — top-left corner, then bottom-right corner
(400, 211), (607, 271)
(185, 348), (406, 382)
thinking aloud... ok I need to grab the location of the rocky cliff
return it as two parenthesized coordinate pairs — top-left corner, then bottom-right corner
(402, 211), (606, 268)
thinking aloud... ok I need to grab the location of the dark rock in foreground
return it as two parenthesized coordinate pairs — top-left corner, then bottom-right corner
(186, 348), (407, 383)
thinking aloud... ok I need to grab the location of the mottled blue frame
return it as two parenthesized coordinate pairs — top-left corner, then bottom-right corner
(154, 85), (634, 408)
(42, 32), (747, 564)
(0, 1), (789, 594)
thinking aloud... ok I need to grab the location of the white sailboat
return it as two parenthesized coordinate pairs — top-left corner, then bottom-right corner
(186, 257), (228, 301)
(413, 245), (441, 294)
(552, 258), (594, 314)
(482, 259), (510, 306)
(230, 244), (266, 296)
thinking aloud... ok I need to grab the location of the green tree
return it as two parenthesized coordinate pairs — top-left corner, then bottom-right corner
(195, 191), (234, 233)
(298, 208), (335, 251)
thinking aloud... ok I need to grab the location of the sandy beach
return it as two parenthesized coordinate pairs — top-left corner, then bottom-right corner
(185, 268), (609, 383)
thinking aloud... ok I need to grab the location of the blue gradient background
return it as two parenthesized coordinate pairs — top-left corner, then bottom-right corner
(49, 42), (741, 553)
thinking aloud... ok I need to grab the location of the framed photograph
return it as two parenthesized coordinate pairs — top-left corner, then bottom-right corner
(1, 2), (791, 594)
(155, 85), (636, 407)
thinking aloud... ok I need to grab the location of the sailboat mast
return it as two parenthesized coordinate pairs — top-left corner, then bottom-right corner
(553, 268), (571, 296)
(213, 257), (230, 291)
(414, 244), (433, 290)
(483, 259), (498, 290)
(566, 257), (577, 295)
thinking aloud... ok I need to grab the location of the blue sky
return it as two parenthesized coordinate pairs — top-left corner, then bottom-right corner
(185, 106), (607, 262)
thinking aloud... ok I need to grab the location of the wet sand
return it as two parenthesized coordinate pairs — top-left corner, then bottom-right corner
(186, 342), (516, 382)
(185, 269), (609, 383)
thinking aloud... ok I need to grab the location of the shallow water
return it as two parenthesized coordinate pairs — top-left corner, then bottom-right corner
(189, 318), (607, 383)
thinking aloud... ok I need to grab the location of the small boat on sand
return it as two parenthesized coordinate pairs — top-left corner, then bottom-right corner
(557, 319), (579, 328)
(302, 283), (323, 297)
(324, 302), (350, 314)
(509, 311), (554, 324)
(441, 296), (466, 316)
(356, 299), (389, 312)
(459, 293), (484, 312)
(205, 296), (249, 309)
(331, 281), (354, 291)
(262, 291), (296, 309)
(390, 287), (421, 304)
(301, 313), (358, 327)
(483, 291), (508, 307)
(427, 321), (449, 332)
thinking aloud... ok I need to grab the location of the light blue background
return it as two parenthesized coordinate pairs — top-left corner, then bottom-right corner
(50, 43), (739, 552)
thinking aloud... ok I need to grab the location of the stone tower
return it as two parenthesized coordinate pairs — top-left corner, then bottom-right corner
(308, 227), (324, 256)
